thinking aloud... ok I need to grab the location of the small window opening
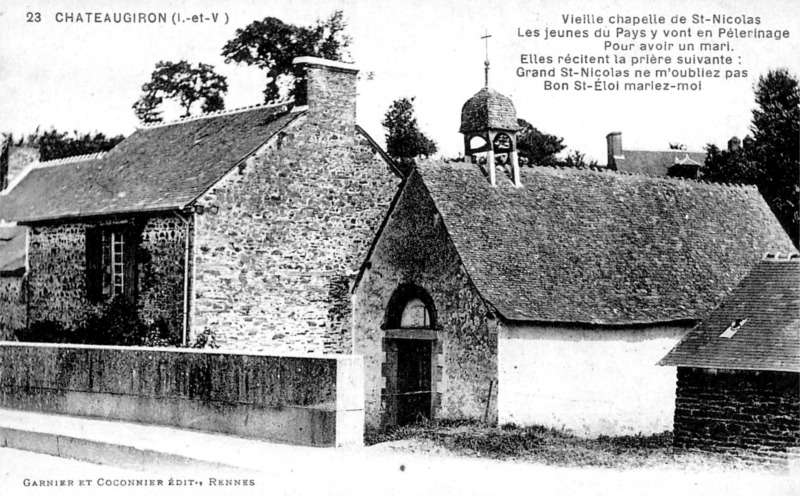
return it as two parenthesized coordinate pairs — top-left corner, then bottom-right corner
(719, 318), (747, 339)
(469, 135), (487, 150)
(400, 298), (430, 328)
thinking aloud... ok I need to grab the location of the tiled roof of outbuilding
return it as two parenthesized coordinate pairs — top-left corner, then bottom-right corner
(459, 88), (519, 134)
(659, 256), (800, 372)
(614, 150), (706, 176)
(415, 162), (795, 325)
(0, 103), (302, 223)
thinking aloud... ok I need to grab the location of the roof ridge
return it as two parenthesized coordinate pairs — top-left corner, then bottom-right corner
(37, 152), (106, 167)
(426, 161), (758, 191)
(526, 164), (758, 191)
(623, 147), (705, 154)
(139, 99), (295, 130)
(762, 252), (800, 261)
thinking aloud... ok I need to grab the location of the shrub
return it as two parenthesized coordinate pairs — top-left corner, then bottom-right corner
(14, 320), (67, 343)
(74, 295), (147, 346)
(142, 318), (180, 347)
(191, 328), (219, 349)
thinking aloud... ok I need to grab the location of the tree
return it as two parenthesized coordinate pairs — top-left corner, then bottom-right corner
(382, 97), (438, 173)
(516, 119), (565, 167)
(221, 11), (351, 103)
(561, 150), (598, 168)
(702, 143), (761, 185)
(133, 61), (228, 124)
(669, 142), (687, 150)
(32, 129), (124, 162)
(751, 69), (799, 246)
(703, 69), (799, 246)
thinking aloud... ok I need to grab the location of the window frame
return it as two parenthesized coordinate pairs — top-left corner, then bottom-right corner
(86, 223), (139, 303)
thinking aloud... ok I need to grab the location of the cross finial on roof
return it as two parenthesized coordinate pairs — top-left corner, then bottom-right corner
(481, 29), (492, 88)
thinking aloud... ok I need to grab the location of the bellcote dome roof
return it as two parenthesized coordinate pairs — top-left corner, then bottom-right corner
(459, 87), (519, 134)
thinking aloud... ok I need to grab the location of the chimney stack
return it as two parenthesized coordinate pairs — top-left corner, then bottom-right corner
(727, 136), (741, 152)
(0, 135), (9, 192)
(292, 57), (359, 139)
(606, 132), (622, 167)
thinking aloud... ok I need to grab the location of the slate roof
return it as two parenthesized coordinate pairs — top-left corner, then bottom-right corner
(613, 150), (707, 176)
(0, 104), (302, 223)
(459, 88), (519, 134)
(0, 225), (26, 276)
(414, 162), (795, 325)
(659, 256), (800, 372)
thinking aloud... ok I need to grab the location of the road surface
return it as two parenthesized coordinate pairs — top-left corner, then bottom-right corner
(0, 446), (797, 496)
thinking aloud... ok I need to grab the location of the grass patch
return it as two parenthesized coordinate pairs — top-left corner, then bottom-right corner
(367, 420), (767, 470)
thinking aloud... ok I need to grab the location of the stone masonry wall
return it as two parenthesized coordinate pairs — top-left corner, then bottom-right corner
(192, 66), (400, 354)
(353, 171), (498, 428)
(25, 215), (186, 340)
(137, 215), (188, 340)
(674, 368), (800, 454)
(0, 276), (24, 339)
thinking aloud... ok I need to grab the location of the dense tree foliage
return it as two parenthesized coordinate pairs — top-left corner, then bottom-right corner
(27, 129), (124, 162)
(382, 97), (438, 173)
(133, 60), (228, 124)
(516, 119), (566, 167)
(703, 69), (799, 246)
(702, 142), (761, 185)
(221, 11), (351, 102)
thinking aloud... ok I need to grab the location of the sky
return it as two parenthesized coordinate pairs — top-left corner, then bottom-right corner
(0, 0), (798, 164)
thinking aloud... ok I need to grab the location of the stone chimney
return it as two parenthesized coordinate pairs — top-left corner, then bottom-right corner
(606, 132), (622, 167)
(728, 136), (741, 152)
(292, 56), (359, 139)
(0, 135), (9, 192)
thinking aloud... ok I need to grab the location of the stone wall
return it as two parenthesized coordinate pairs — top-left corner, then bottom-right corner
(674, 368), (800, 454)
(25, 214), (186, 341)
(499, 323), (690, 436)
(137, 215), (189, 341)
(192, 63), (400, 354)
(353, 172), (498, 428)
(0, 342), (364, 447)
(0, 276), (24, 339)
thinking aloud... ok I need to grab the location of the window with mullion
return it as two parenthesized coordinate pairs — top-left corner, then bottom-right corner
(89, 226), (136, 302)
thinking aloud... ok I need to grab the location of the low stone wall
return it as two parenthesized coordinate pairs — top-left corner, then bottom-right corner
(674, 368), (799, 455)
(0, 342), (364, 447)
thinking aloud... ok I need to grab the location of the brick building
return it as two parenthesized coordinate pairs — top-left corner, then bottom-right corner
(0, 57), (401, 351)
(659, 254), (800, 456)
(352, 84), (795, 434)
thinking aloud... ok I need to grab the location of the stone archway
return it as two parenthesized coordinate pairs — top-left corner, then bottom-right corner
(381, 284), (441, 426)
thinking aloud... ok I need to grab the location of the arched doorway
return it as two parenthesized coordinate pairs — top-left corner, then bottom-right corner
(382, 284), (439, 426)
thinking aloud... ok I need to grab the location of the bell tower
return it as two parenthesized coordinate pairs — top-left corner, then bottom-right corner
(459, 31), (521, 187)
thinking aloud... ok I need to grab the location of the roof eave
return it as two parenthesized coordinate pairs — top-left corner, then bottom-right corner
(15, 205), (190, 225)
(497, 314), (700, 329)
(657, 361), (800, 373)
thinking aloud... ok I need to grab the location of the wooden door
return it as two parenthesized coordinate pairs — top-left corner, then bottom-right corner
(395, 339), (432, 425)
